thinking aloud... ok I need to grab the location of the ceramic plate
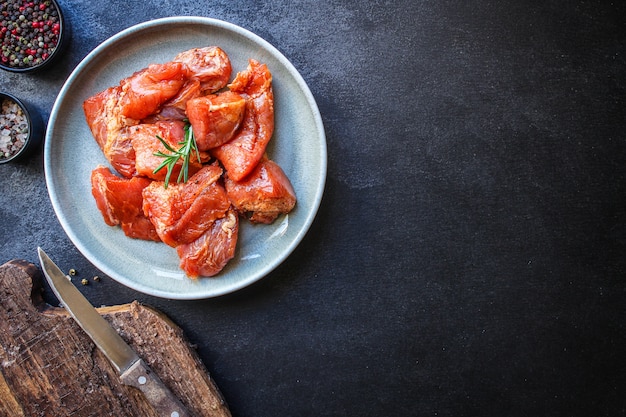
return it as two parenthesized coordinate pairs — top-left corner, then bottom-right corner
(44, 17), (326, 299)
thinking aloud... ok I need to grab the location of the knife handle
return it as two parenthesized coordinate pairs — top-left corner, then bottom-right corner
(121, 359), (193, 417)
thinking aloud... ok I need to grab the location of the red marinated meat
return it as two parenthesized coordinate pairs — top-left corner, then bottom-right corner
(142, 164), (230, 247)
(225, 157), (296, 224)
(186, 91), (246, 151)
(129, 120), (204, 181)
(90, 165), (160, 241)
(173, 46), (232, 93)
(211, 59), (274, 181)
(83, 86), (138, 178)
(144, 79), (204, 123)
(83, 87), (118, 151)
(118, 62), (189, 120)
(177, 208), (239, 278)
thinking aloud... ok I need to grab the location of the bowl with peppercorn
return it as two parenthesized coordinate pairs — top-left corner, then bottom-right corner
(0, 0), (67, 73)
(0, 92), (43, 163)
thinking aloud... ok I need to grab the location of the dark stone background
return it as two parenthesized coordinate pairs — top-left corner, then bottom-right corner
(1, 1), (625, 416)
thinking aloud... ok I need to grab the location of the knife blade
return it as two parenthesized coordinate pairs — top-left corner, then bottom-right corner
(38, 247), (193, 417)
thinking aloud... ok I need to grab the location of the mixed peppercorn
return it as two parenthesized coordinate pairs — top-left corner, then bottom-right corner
(0, 0), (61, 69)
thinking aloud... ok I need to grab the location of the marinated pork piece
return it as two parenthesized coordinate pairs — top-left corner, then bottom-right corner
(225, 157), (296, 224)
(173, 46), (232, 93)
(91, 165), (160, 242)
(186, 91), (246, 150)
(177, 208), (239, 278)
(83, 86), (138, 178)
(129, 120), (204, 181)
(144, 79), (204, 123)
(142, 164), (230, 247)
(83, 87), (121, 151)
(211, 59), (274, 181)
(118, 62), (189, 120)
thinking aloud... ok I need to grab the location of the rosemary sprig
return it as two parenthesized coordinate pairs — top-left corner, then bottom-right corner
(153, 122), (201, 188)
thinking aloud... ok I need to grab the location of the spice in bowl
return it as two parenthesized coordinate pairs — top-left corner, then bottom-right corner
(0, 96), (28, 159)
(0, 92), (41, 163)
(0, 0), (65, 72)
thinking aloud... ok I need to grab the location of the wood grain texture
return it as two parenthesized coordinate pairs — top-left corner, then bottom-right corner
(0, 260), (231, 417)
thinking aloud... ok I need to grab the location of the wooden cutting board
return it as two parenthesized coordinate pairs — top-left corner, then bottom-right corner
(0, 260), (231, 417)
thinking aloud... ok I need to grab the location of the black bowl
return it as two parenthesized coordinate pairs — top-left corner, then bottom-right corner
(0, 0), (68, 73)
(0, 92), (43, 163)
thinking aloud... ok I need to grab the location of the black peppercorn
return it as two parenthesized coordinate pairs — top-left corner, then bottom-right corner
(0, 0), (61, 69)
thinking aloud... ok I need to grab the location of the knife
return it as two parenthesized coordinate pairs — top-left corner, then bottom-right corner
(38, 247), (193, 417)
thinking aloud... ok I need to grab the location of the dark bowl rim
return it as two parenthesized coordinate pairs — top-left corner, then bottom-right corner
(0, 0), (67, 73)
(0, 91), (35, 163)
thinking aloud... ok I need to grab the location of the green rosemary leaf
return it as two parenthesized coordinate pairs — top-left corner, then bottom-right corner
(155, 134), (179, 153)
(152, 123), (200, 189)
